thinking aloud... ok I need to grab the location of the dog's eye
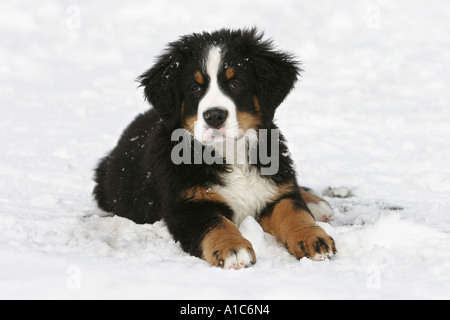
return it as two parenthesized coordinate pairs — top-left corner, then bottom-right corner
(190, 84), (203, 95)
(229, 80), (241, 90)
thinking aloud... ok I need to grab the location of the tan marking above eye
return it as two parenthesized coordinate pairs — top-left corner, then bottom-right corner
(225, 67), (235, 80)
(194, 71), (204, 85)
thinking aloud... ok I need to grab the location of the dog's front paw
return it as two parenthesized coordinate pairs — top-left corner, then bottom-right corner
(286, 225), (337, 261)
(201, 218), (256, 269)
(211, 246), (256, 269)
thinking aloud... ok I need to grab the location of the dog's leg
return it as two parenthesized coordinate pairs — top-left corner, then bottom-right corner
(200, 215), (256, 269)
(259, 198), (336, 260)
(300, 187), (334, 222)
(168, 190), (256, 269)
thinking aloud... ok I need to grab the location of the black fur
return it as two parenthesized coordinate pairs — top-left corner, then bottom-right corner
(93, 28), (307, 259)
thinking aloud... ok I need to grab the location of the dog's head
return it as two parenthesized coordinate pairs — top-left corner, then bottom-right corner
(138, 28), (300, 144)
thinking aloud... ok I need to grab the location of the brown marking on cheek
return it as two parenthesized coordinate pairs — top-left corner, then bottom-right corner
(236, 96), (263, 131)
(259, 198), (336, 260)
(237, 111), (262, 130)
(194, 71), (204, 85)
(225, 67), (235, 80)
(201, 216), (256, 267)
(182, 114), (197, 134)
(180, 186), (226, 204)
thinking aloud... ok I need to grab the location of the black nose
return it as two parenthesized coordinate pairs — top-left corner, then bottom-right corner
(203, 108), (228, 128)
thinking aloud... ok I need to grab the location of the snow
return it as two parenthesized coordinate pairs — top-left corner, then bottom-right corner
(1, 0), (450, 299)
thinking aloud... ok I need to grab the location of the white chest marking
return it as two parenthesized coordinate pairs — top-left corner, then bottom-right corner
(212, 165), (280, 226)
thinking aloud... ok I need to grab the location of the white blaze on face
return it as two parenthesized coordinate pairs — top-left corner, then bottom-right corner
(194, 47), (241, 146)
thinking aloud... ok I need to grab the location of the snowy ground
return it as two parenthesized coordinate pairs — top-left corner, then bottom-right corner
(1, 0), (450, 299)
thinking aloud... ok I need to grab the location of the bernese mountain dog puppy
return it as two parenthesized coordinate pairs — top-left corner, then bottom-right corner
(93, 28), (336, 269)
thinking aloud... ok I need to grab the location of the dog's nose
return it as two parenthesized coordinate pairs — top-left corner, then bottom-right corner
(203, 108), (228, 128)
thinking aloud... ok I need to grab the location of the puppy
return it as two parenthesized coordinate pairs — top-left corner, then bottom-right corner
(93, 28), (336, 269)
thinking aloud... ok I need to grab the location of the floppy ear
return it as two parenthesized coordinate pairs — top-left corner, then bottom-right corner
(252, 36), (301, 122)
(138, 51), (182, 131)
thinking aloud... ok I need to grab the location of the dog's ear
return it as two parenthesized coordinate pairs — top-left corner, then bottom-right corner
(138, 51), (182, 131)
(251, 31), (301, 122)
